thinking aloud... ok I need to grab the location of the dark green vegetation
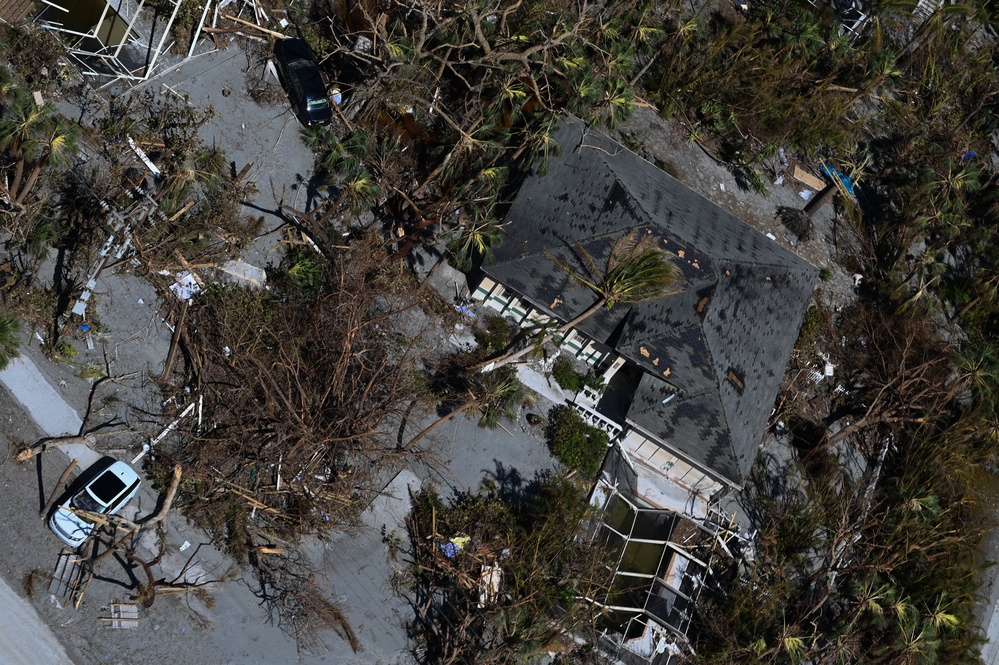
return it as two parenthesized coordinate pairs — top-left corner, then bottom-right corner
(704, 298), (999, 664)
(551, 357), (604, 395)
(0, 310), (20, 369)
(404, 479), (612, 663)
(545, 405), (610, 478)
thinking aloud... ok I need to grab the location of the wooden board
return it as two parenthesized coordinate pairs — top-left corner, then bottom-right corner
(49, 550), (83, 599)
(792, 166), (826, 191)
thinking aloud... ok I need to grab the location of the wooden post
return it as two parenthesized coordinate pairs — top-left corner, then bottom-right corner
(235, 161), (254, 183)
(805, 183), (836, 218)
(220, 12), (287, 39)
(161, 300), (189, 381)
(167, 200), (196, 222)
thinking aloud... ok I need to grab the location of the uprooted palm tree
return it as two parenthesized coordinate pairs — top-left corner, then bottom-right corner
(478, 232), (680, 370)
(402, 364), (526, 450)
(0, 96), (80, 207)
(445, 210), (506, 272)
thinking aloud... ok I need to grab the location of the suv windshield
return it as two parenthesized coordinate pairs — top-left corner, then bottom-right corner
(72, 491), (102, 513)
(308, 98), (330, 110)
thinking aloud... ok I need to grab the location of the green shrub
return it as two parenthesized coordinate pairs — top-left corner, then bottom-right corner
(795, 306), (824, 351)
(276, 247), (324, 299)
(552, 357), (584, 392)
(545, 405), (609, 476)
(551, 356), (605, 394)
(56, 340), (77, 360)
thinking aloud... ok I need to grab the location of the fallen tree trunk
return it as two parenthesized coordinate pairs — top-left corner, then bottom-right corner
(40, 459), (77, 517)
(86, 464), (184, 564)
(16, 429), (134, 463)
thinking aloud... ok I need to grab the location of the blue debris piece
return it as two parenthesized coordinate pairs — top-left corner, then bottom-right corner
(820, 164), (856, 197)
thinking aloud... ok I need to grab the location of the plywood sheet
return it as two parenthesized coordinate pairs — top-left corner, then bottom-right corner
(792, 166), (826, 191)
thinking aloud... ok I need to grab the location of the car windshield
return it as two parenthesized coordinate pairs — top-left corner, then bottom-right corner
(71, 491), (102, 513)
(308, 98), (330, 110)
(89, 469), (127, 503)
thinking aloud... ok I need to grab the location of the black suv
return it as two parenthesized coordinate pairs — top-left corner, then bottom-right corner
(274, 38), (334, 126)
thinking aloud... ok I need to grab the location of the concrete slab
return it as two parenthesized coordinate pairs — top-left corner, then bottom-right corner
(0, 355), (83, 438)
(304, 470), (423, 664)
(218, 259), (267, 287)
(414, 407), (559, 497)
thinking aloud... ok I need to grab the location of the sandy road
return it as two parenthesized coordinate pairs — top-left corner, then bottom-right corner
(0, 575), (74, 664)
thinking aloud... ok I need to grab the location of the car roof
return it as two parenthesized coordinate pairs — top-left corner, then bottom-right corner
(88, 461), (140, 503)
(294, 63), (326, 96)
(275, 38), (314, 62)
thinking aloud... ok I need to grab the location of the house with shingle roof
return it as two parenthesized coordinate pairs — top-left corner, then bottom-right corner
(473, 115), (817, 514)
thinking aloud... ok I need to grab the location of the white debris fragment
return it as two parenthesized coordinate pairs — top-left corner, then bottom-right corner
(169, 270), (202, 300)
(354, 35), (373, 52)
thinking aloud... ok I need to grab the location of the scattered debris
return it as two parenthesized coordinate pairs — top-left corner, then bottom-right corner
(101, 603), (139, 629)
(477, 563), (503, 608)
(126, 137), (162, 177)
(131, 403), (196, 464)
(168, 271), (202, 300)
(820, 161), (856, 199)
(440, 534), (471, 558)
(49, 550), (85, 600)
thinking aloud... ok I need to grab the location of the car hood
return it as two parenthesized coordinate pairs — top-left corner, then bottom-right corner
(50, 506), (95, 547)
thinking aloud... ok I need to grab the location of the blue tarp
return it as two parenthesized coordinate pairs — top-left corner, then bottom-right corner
(820, 164), (856, 197)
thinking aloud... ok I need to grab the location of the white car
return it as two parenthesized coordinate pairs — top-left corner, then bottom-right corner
(49, 457), (141, 548)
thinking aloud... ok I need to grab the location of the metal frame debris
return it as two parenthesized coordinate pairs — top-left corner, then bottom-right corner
(36, 0), (186, 85)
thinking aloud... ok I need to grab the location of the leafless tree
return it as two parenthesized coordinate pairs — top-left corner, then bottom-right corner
(161, 232), (435, 546)
(825, 304), (953, 447)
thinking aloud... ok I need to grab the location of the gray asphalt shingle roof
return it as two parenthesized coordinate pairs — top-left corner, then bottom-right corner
(483, 116), (817, 486)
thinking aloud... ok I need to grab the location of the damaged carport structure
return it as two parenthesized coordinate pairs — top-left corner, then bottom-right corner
(588, 464), (718, 665)
(36, 0), (184, 84)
